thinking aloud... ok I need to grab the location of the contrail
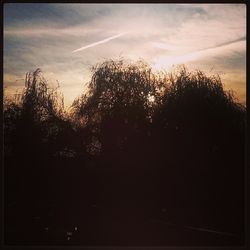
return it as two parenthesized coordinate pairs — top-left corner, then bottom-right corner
(72, 32), (127, 53)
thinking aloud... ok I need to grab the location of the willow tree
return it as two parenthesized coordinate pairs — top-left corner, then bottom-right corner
(72, 59), (161, 160)
(152, 66), (245, 232)
(71, 60), (164, 218)
(4, 69), (68, 159)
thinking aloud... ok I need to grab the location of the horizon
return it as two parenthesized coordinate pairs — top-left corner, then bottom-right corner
(3, 3), (246, 107)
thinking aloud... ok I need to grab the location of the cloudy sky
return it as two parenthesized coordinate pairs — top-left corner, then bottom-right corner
(4, 3), (246, 106)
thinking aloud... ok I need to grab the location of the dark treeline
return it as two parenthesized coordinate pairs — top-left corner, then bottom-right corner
(4, 60), (245, 245)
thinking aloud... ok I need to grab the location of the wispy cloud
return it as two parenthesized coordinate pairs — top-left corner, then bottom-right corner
(152, 39), (246, 71)
(72, 32), (128, 53)
(4, 26), (102, 38)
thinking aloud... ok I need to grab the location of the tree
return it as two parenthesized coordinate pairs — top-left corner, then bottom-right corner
(71, 59), (164, 219)
(152, 66), (245, 232)
(72, 59), (160, 159)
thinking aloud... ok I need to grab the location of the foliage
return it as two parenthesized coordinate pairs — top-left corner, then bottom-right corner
(4, 68), (67, 158)
(72, 60), (160, 125)
(4, 60), (246, 245)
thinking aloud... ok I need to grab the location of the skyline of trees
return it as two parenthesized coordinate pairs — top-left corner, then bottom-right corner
(3, 59), (246, 245)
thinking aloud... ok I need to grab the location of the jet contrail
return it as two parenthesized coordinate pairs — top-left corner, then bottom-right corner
(72, 32), (127, 53)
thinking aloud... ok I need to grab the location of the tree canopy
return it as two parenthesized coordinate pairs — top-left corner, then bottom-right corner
(4, 59), (246, 245)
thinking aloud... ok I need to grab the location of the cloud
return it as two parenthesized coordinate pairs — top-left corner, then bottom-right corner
(3, 3), (246, 105)
(4, 25), (102, 38)
(152, 39), (246, 70)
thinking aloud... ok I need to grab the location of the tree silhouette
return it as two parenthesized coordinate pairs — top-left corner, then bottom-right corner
(4, 60), (246, 245)
(152, 66), (245, 233)
(4, 69), (79, 244)
(71, 60), (163, 221)
(72, 60), (158, 152)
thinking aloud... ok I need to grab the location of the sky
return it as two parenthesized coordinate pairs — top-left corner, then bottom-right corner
(3, 3), (246, 106)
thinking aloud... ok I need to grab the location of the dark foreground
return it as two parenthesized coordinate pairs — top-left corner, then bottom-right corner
(5, 200), (244, 246)
(5, 158), (245, 246)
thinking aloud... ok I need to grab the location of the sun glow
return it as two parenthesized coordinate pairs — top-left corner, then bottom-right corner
(152, 52), (200, 71)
